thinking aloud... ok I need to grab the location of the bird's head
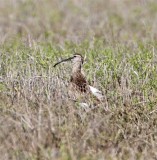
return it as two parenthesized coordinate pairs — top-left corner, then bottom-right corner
(53, 53), (84, 67)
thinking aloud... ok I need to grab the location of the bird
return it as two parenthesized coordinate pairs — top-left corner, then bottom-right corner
(53, 53), (104, 104)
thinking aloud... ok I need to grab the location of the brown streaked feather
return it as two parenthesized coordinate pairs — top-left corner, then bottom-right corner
(70, 72), (88, 93)
(53, 53), (104, 103)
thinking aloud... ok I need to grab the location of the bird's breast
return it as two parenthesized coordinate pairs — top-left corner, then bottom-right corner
(70, 72), (88, 93)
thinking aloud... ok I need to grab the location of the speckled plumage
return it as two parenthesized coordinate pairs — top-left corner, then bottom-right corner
(54, 53), (104, 101)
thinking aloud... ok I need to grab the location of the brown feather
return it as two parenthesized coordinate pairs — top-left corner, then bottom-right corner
(70, 72), (88, 93)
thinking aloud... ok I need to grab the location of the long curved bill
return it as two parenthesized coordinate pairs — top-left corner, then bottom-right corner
(53, 56), (74, 67)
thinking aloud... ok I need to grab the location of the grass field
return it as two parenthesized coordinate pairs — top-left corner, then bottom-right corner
(1, 0), (157, 159)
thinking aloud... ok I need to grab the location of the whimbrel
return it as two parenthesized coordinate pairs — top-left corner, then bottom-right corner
(54, 53), (104, 102)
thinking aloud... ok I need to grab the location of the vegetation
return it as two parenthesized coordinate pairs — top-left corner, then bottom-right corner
(1, 0), (157, 159)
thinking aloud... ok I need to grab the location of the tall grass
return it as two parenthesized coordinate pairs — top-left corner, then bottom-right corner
(0, 0), (157, 159)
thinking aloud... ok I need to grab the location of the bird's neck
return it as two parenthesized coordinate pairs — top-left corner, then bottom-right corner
(72, 63), (82, 74)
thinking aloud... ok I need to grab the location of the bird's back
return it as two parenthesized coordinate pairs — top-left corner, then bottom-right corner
(68, 71), (104, 104)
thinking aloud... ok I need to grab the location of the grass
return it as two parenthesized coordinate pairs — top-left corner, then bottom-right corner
(1, 0), (157, 159)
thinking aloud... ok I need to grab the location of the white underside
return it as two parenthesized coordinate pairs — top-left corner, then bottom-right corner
(78, 86), (104, 109)
(89, 85), (104, 101)
(79, 102), (90, 108)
